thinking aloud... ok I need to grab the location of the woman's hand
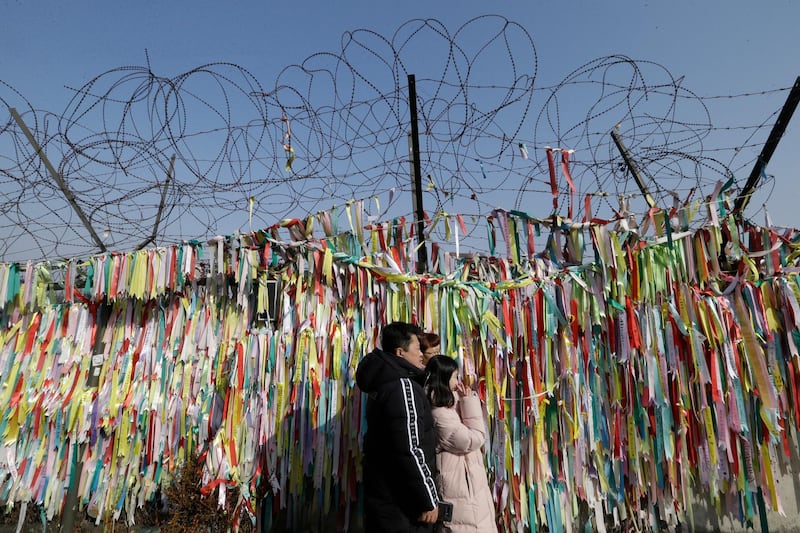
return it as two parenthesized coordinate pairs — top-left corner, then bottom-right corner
(455, 381), (468, 396)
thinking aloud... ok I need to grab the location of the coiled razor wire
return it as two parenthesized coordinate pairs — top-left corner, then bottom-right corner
(0, 15), (792, 263)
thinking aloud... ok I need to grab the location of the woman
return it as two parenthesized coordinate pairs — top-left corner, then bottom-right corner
(425, 355), (497, 533)
(419, 332), (441, 366)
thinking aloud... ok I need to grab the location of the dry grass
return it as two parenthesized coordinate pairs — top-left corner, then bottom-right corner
(0, 452), (253, 533)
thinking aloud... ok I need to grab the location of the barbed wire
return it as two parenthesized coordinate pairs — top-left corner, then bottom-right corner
(0, 15), (792, 263)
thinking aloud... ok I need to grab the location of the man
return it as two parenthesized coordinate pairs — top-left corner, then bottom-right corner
(356, 322), (440, 532)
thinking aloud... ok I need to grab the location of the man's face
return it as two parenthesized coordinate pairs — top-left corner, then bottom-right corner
(397, 335), (424, 369)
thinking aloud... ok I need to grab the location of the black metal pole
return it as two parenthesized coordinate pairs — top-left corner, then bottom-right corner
(60, 300), (110, 532)
(734, 76), (800, 214)
(610, 129), (657, 209)
(408, 74), (428, 274)
(9, 107), (107, 253)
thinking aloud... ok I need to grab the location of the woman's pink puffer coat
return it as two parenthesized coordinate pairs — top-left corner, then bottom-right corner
(432, 393), (498, 533)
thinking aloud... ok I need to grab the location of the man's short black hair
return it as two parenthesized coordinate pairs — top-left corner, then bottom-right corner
(381, 322), (423, 354)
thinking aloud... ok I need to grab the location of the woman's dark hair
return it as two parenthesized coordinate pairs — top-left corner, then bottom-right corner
(425, 355), (458, 408)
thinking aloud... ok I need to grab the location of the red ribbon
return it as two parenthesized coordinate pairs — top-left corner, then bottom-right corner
(546, 148), (558, 212)
(561, 150), (577, 219)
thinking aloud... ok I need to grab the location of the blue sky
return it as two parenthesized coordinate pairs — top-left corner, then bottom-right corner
(2, 0), (800, 261)
(3, 1), (796, 103)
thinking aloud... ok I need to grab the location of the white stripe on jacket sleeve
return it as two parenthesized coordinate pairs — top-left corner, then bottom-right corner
(400, 377), (439, 507)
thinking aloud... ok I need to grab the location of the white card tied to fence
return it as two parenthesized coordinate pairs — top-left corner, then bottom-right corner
(91, 353), (104, 378)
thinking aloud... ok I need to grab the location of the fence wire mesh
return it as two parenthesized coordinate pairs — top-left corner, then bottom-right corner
(0, 15), (792, 263)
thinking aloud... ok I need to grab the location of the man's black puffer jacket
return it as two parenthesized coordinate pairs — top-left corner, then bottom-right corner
(356, 347), (439, 532)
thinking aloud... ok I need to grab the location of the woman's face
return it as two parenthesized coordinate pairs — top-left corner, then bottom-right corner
(422, 344), (440, 365)
(448, 370), (459, 391)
